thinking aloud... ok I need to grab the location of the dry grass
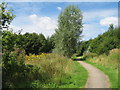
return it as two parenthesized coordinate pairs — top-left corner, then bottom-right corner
(25, 53), (88, 88)
(25, 53), (74, 84)
(87, 49), (119, 69)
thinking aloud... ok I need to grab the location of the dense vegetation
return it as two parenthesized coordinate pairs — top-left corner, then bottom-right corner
(2, 30), (54, 55)
(24, 53), (88, 88)
(1, 2), (88, 88)
(54, 5), (83, 57)
(1, 2), (119, 88)
(3, 51), (88, 88)
(76, 25), (120, 56)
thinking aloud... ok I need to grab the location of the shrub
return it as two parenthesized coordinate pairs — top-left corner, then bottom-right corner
(71, 53), (79, 59)
(83, 52), (98, 59)
(2, 49), (41, 88)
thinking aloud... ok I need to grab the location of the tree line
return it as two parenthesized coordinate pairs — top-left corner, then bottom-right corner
(2, 30), (55, 55)
(1, 3), (83, 58)
(76, 24), (120, 56)
(1, 2), (120, 58)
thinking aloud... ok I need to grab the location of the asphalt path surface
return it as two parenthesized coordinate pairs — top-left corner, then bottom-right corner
(78, 61), (110, 88)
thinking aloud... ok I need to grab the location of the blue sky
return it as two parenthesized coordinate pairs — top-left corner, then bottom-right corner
(7, 2), (118, 41)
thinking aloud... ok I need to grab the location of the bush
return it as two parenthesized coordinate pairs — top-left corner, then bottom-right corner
(71, 53), (79, 59)
(83, 52), (98, 59)
(2, 49), (41, 88)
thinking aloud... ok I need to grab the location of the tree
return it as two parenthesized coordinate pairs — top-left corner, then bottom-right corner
(2, 30), (16, 52)
(76, 40), (92, 56)
(88, 27), (120, 55)
(0, 2), (16, 54)
(23, 33), (47, 55)
(54, 5), (83, 57)
(108, 24), (114, 30)
(0, 2), (16, 29)
(46, 35), (55, 53)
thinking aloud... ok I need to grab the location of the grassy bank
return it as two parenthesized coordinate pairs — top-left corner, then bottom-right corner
(25, 53), (88, 88)
(85, 60), (118, 88)
(59, 61), (88, 88)
(84, 49), (119, 88)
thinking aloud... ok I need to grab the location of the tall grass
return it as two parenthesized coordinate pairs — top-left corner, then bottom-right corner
(87, 49), (119, 68)
(25, 53), (88, 88)
(25, 53), (74, 82)
(3, 51), (88, 88)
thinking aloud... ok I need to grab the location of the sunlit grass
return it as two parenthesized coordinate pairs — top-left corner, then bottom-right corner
(85, 49), (119, 88)
(25, 53), (88, 88)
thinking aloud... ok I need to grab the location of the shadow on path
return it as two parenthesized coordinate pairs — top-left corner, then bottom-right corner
(72, 58), (86, 61)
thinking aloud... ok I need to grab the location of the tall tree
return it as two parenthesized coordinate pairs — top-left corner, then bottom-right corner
(0, 2), (16, 52)
(54, 5), (83, 57)
(0, 2), (16, 29)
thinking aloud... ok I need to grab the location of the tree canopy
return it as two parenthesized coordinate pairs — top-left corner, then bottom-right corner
(76, 25), (120, 55)
(0, 2), (16, 29)
(54, 5), (83, 57)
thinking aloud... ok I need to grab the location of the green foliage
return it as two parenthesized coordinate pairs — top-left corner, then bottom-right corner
(76, 40), (92, 56)
(108, 24), (114, 30)
(2, 30), (54, 55)
(87, 49), (119, 68)
(83, 52), (98, 59)
(1, 2), (54, 55)
(0, 2), (16, 29)
(89, 27), (120, 55)
(23, 33), (47, 55)
(77, 26), (120, 55)
(54, 5), (83, 57)
(2, 49), (41, 88)
(2, 30), (16, 51)
(25, 53), (88, 88)
(45, 35), (55, 53)
(71, 53), (79, 59)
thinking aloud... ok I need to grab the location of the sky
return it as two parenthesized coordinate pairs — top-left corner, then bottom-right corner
(6, 2), (118, 41)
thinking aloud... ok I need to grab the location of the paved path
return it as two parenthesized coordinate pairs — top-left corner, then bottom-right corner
(78, 61), (110, 88)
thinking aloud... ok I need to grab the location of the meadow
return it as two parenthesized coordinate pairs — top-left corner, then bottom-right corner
(2, 49), (88, 88)
(24, 53), (88, 88)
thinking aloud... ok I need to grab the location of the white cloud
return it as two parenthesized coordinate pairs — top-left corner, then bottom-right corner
(11, 14), (57, 37)
(100, 17), (118, 26)
(57, 7), (62, 11)
(83, 9), (117, 22)
(82, 9), (118, 40)
(82, 23), (107, 41)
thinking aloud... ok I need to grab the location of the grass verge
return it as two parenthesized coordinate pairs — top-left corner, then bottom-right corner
(82, 49), (119, 88)
(59, 61), (88, 88)
(85, 60), (118, 88)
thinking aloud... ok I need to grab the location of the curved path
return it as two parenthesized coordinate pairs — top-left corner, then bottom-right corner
(78, 61), (110, 88)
